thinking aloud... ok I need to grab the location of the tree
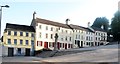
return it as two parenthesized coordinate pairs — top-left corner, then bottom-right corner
(92, 17), (109, 31)
(111, 11), (120, 41)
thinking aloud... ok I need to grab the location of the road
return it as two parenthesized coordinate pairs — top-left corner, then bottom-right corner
(2, 44), (120, 63)
(42, 44), (119, 62)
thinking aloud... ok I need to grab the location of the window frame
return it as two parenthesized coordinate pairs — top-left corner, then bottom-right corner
(14, 39), (17, 45)
(14, 31), (17, 36)
(8, 31), (11, 35)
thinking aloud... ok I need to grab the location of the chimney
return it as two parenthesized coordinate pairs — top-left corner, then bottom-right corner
(66, 18), (70, 25)
(88, 22), (90, 27)
(33, 11), (36, 20)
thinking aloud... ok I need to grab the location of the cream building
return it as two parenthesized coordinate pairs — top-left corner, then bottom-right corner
(2, 23), (35, 56)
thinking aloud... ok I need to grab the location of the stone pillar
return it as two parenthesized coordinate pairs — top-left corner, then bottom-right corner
(54, 33), (58, 51)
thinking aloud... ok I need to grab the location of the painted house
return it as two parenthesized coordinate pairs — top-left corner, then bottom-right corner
(30, 12), (108, 51)
(2, 23), (35, 56)
(91, 26), (108, 46)
(31, 18), (73, 50)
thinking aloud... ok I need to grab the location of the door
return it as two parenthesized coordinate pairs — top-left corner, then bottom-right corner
(25, 48), (30, 56)
(8, 47), (14, 57)
(17, 48), (21, 55)
(81, 41), (83, 47)
(65, 43), (67, 49)
(44, 42), (48, 49)
(78, 40), (80, 48)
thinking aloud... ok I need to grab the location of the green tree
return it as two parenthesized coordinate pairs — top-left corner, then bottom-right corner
(92, 17), (109, 31)
(111, 11), (120, 41)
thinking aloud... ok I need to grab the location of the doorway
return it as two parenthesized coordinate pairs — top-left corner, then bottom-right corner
(65, 43), (67, 49)
(25, 48), (30, 56)
(44, 42), (48, 49)
(8, 47), (14, 57)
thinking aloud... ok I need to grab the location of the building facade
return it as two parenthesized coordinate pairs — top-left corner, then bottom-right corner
(31, 15), (108, 51)
(31, 18), (73, 50)
(2, 23), (35, 56)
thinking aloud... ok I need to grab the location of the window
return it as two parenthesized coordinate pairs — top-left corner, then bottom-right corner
(62, 29), (63, 33)
(26, 40), (29, 45)
(98, 38), (100, 40)
(81, 36), (83, 40)
(46, 33), (48, 38)
(51, 27), (53, 31)
(14, 31), (17, 36)
(76, 35), (77, 39)
(86, 32), (88, 34)
(49, 42), (52, 47)
(20, 32), (23, 36)
(86, 36), (88, 40)
(78, 35), (80, 39)
(31, 33), (34, 37)
(61, 38), (63, 41)
(31, 40), (34, 46)
(89, 36), (90, 41)
(37, 41), (42, 46)
(96, 37), (97, 40)
(76, 30), (77, 32)
(65, 36), (67, 41)
(8, 39), (11, 44)
(96, 33), (97, 35)
(14, 39), (17, 45)
(69, 37), (71, 41)
(56, 28), (59, 32)
(81, 30), (83, 33)
(46, 26), (48, 30)
(8, 31), (11, 35)
(99, 33), (100, 36)
(20, 40), (23, 45)
(39, 32), (41, 38)
(51, 34), (53, 39)
(26, 32), (29, 37)
(39, 25), (41, 29)
(66, 30), (68, 33)
(91, 37), (93, 41)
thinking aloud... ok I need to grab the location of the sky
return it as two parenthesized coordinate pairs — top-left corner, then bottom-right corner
(0, 0), (119, 36)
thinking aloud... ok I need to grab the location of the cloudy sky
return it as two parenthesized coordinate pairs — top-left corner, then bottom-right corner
(0, 0), (119, 36)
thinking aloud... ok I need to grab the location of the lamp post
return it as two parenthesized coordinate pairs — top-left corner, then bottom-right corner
(0, 5), (9, 38)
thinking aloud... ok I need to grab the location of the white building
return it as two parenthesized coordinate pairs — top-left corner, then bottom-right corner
(91, 26), (108, 46)
(31, 18), (73, 50)
(31, 12), (108, 51)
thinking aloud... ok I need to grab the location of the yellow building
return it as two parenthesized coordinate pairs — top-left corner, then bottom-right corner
(2, 23), (35, 56)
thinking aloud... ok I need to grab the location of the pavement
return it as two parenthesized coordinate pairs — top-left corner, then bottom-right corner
(2, 44), (120, 63)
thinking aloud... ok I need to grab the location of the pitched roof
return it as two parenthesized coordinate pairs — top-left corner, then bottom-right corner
(5, 23), (35, 32)
(35, 18), (71, 29)
(91, 26), (106, 32)
(69, 24), (94, 32)
(69, 24), (87, 30)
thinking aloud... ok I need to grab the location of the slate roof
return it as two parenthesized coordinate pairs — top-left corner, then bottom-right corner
(5, 23), (35, 32)
(35, 18), (71, 29)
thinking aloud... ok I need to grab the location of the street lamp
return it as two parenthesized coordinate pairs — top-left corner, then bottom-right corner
(0, 5), (9, 38)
